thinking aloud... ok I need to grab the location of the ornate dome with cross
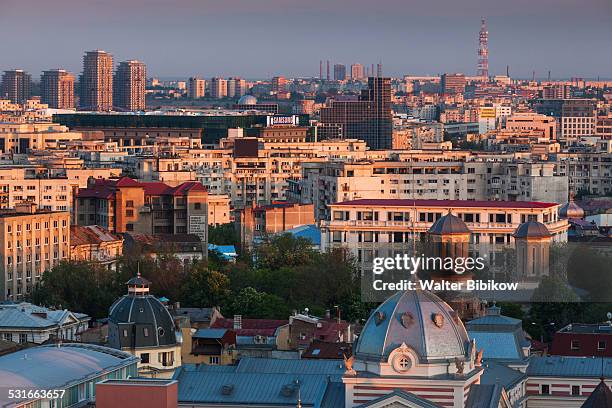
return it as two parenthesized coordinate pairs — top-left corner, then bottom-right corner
(343, 290), (483, 407)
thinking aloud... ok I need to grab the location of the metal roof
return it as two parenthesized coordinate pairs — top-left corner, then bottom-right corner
(193, 328), (228, 339)
(0, 302), (89, 329)
(358, 389), (443, 408)
(332, 199), (558, 209)
(480, 361), (526, 389)
(527, 356), (612, 377)
(465, 384), (504, 408)
(0, 344), (136, 405)
(469, 332), (524, 361)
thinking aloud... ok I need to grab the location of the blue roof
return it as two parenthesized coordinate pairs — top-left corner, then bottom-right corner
(480, 361), (526, 389)
(174, 358), (344, 406)
(358, 389), (443, 408)
(193, 328), (228, 339)
(208, 244), (238, 260)
(469, 332), (524, 361)
(285, 224), (321, 246)
(0, 344), (136, 406)
(0, 302), (89, 329)
(527, 356), (612, 377)
(465, 384), (505, 408)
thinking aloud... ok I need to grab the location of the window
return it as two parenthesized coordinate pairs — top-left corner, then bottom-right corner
(541, 385), (550, 395)
(126, 200), (134, 208)
(194, 203), (201, 210)
(19, 333), (27, 343)
(140, 353), (150, 364)
(143, 327), (149, 337)
(126, 223), (134, 231)
(126, 209), (134, 217)
(332, 231), (343, 243)
(571, 340), (580, 350)
(572, 385), (580, 396)
(209, 356), (220, 365)
(598, 341), (606, 350)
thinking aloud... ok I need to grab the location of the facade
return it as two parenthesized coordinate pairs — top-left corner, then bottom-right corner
(550, 323), (612, 357)
(108, 274), (182, 377)
(41, 69), (75, 109)
(114, 60), (146, 111)
(80, 50), (114, 111)
(76, 177), (208, 235)
(0, 203), (71, 301)
(227, 77), (247, 98)
(210, 77), (228, 99)
(334, 64), (347, 81)
(299, 159), (568, 221)
(187, 77), (205, 99)
(271, 76), (287, 95)
(351, 63), (365, 80)
(0, 343), (138, 408)
(534, 99), (597, 146)
(505, 112), (557, 141)
(0, 301), (90, 344)
(0, 70), (31, 104)
(96, 378), (178, 408)
(441, 73), (466, 94)
(239, 201), (315, 245)
(321, 198), (568, 251)
(321, 77), (393, 149)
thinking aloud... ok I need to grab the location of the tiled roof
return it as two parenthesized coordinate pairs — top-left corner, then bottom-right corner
(70, 225), (122, 246)
(78, 177), (206, 199)
(332, 198), (558, 209)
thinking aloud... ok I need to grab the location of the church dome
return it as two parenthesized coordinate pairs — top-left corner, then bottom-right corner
(238, 94), (257, 105)
(513, 221), (551, 239)
(428, 212), (470, 235)
(354, 290), (469, 363)
(559, 193), (584, 219)
(108, 273), (177, 350)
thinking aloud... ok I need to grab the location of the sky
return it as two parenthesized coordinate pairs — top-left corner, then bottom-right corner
(0, 0), (611, 80)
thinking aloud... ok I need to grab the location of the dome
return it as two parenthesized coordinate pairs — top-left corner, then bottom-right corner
(513, 221), (551, 239)
(108, 275), (177, 350)
(559, 195), (584, 219)
(354, 290), (469, 363)
(428, 212), (470, 235)
(238, 94), (257, 105)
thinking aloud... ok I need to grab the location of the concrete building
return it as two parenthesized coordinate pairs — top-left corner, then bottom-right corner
(0, 70), (31, 104)
(227, 77), (247, 98)
(80, 50), (114, 111)
(535, 99), (597, 146)
(0, 203), (71, 301)
(321, 77), (393, 149)
(76, 177), (208, 236)
(440, 73), (466, 94)
(187, 77), (205, 99)
(41, 69), (75, 109)
(350, 63), (365, 80)
(114, 60), (146, 111)
(0, 122), (84, 154)
(0, 301), (90, 344)
(210, 77), (227, 99)
(298, 159), (568, 221)
(334, 64), (347, 81)
(505, 112), (557, 141)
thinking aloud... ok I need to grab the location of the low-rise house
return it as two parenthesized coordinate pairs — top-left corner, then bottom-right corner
(211, 316), (290, 358)
(125, 233), (206, 263)
(0, 301), (90, 344)
(181, 328), (237, 365)
(70, 224), (123, 270)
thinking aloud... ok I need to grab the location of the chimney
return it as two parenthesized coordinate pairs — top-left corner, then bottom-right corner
(233, 314), (242, 330)
(325, 309), (331, 319)
(15, 202), (37, 214)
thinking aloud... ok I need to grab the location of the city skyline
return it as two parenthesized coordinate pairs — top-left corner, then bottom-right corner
(1, 0), (611, 79)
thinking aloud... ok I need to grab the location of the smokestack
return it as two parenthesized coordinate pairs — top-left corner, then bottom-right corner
(548, 70), (551, 81)
(371, 64), (375, 78)
(377, 62), (382, 77)
(532, 70), (536, 82)
(506, 65), (509, 77)
(326, 60), (330, 81)
(319, 60), (322, 80)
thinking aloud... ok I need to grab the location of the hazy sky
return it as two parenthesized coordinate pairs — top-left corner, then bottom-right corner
(1, 0), (611, 79)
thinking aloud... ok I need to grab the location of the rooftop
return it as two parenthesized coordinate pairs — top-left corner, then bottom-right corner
(0, 302), (89, 329)
(558, 323), (612, 334)
(332, 198), (558, 209)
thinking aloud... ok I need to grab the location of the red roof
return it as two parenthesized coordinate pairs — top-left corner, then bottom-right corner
(70, 225), (122, 246)
(211, 318), (288, 337)
(114, 177), (141, 187)
(77, 178), (207, 199)
(333, 199), (558, 209)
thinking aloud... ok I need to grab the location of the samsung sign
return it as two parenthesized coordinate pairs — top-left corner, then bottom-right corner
(267, 115), (298, 126)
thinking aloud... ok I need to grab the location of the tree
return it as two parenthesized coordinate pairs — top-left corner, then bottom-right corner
(226, 287), (290, 319)
(30, 261), (128, 319)
(181, 261), (230, 307)
(208, 223), (239, 246)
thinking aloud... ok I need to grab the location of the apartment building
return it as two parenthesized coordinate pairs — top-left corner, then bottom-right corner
(188, 77), (205, 99)
(0, 203), (71, 301)
(534, 99), (597, 146)
(80, 50), (114, 111)
(40, 69), (75, 109)
(239, 202), (315, 245)
(70, 224), (123, 270)
(210, 77), (227, 99)
(553, 151), (612, 196)
(75, 177), (208, 236)
(505, 112), (557, 141)
(320, 198), (568, 252)
(0, 122), (84, 154)
(297, 159), (568, 220)
(113, 60), (146, 111)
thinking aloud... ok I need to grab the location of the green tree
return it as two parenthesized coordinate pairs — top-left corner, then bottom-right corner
(227, 287), (290, 319)
(181, 261), (230, 307)
(208, 223), (239, 246)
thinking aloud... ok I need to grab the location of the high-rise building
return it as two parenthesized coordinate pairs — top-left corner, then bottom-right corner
(41, 69), (75, 109)
(271, 76), (287, 94)
(477, 18), (489, 78)
(351, 64), (364, 80)
(440, 73), (466, 94)
(320, 77), (392, 149)
(0, 70), (31, 104)
(113, 60), (146, 111)
(227, 78), (247, 98)
(188, 77), (206, 99)
(534, 99), (597, 146)
(333, 64), (346, 81)
(210, 77), (227, 99)
(80, 50), (114, 111)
